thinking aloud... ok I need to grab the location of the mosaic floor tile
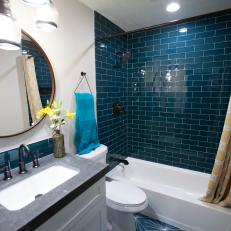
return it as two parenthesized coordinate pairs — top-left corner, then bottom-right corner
(134, 214), (184, 231)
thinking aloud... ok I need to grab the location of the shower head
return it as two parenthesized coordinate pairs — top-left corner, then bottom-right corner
(113, 51), (131, 68)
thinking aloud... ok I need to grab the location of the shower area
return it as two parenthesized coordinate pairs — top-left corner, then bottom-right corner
(95, 10), (231, 173)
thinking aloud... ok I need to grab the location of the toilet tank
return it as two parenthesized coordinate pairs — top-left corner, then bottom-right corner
(78, 145), (108, 163)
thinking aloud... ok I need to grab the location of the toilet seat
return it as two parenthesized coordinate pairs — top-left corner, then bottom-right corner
(106, 181), (148, 213)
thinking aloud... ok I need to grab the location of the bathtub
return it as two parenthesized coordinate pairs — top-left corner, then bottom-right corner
(106, 157), (231, 231)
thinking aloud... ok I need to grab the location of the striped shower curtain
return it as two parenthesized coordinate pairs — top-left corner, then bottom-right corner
(201, 96), (231, 207)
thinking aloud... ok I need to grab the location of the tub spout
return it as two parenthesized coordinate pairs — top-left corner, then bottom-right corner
(111, 157), (129, 165)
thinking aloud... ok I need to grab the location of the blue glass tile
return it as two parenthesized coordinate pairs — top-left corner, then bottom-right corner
(161, 37), (177, 44)
(206, 22), (227, 31)
(204, 49), (225, 56)
(196, 18), (215, 27)
(177, 34), (196, 41)
(196, 31), (215, 38)
(177, 46), (194, 53)
(0, 139), (53, 173)
(216, 14), (231, 23)
(216, 28), (231, 35)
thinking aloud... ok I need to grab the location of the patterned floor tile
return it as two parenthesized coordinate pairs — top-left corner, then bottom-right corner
(134, 214), (184, 231)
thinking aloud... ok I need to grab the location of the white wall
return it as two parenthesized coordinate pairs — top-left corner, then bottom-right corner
(0, 0), (96, 153)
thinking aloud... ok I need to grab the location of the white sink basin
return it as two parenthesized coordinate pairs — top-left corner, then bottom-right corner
(0, 165), (79, 211)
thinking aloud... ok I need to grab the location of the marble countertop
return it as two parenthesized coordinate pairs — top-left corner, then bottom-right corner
(0, 153), (109, 231)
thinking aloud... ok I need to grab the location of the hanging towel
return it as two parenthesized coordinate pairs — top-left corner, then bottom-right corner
(74, 93), (100, 155)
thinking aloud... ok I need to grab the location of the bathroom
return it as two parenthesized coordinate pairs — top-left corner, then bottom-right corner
(0, 0), (231, 230)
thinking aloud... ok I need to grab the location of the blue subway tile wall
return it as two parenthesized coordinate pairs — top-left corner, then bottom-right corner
(22, 40), (52, 107)
(95, 11), (231, 173)
(0, 139), (53, 173)
(126, 11), (231, 173)
(95, 12), (128, 155)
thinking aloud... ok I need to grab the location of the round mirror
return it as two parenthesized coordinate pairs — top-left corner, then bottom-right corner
(0, 31), (55, 138)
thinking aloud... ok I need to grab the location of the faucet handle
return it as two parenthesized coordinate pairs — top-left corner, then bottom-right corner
(3, 161), (12, 180)
(32, 152), (40, 168)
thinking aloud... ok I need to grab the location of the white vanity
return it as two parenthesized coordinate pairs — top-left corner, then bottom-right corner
(37, 178), (106, 231)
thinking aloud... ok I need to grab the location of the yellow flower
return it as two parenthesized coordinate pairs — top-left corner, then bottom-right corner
(37, 106), (55, 118)
(66, 111), (75, 119)
(37, 108), (46, 118)
(44, 107), (55, 117)
(52, 100), (58, 108)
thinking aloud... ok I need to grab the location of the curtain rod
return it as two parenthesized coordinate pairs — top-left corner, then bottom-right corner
(96, 8), (231, 41)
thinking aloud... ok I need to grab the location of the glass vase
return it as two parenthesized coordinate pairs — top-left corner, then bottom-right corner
(52, 130), (65, 158)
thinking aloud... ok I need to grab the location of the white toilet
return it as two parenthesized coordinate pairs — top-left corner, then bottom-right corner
(79, 145), (148, 231)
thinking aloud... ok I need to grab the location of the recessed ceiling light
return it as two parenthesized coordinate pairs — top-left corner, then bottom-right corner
(179, 27), (187, 33)
(166, 2), (180, 12)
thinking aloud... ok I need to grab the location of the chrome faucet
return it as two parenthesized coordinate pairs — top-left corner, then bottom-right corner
(18, 144), (40, 174)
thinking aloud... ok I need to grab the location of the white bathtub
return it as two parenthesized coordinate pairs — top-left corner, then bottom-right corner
(107, 157), (231, 231)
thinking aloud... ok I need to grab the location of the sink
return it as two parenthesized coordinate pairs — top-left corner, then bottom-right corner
(0, 165), (79, 211)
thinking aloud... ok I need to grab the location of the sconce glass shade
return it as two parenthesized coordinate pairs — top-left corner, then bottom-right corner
(0, 0), (21, 50)
(35, 1), (58, 32)
(22, 0), (49, 6)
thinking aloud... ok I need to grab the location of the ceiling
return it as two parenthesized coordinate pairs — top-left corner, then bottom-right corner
(79, 0), (231, 31)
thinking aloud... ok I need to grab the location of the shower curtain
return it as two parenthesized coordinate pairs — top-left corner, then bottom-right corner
(201, 96), (231, 207)
(22, 55), (42, 124)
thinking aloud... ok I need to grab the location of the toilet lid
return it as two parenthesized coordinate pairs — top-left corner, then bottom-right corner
(106, 181), (146, 207)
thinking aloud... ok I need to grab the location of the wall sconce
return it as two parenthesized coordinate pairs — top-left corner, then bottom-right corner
(0, 0), (21, 50)
(22, 0), (49, 6)
(0, 0), (59, 51)
(35, 0), (58, 32)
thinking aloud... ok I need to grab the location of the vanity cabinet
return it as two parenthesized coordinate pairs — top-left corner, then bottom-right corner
(36, 178), (106, 231)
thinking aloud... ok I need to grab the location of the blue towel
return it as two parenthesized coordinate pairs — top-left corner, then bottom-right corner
(74, 93), (100, 155)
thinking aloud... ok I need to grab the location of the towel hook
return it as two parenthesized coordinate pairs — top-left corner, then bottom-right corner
(74, 72), (92, 94)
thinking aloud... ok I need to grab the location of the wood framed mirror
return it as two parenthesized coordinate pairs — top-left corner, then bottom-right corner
(0, 30), (55, 138)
